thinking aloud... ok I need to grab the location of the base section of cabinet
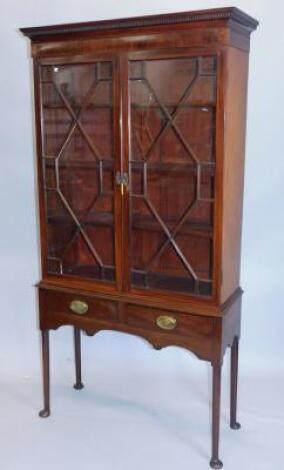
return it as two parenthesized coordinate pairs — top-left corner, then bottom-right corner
(37, 285), (242, 470)
(38, 286), (241, 363)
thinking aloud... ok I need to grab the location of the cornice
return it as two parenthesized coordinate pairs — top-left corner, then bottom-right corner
(20, 7), (259, 40)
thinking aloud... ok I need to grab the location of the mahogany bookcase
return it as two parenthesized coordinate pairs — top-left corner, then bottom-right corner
(21, 7), (258, 468)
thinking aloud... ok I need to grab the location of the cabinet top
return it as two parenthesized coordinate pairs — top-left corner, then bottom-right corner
(20, 7), (258, 40)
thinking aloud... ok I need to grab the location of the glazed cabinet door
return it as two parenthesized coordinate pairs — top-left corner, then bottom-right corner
(38, 59), (120, 287)
(127, 54), (217, 297)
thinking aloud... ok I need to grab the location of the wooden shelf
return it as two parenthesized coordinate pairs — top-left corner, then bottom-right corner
(131, 213), (213, 238)
(43, 104), (113, 110)
(131, 102), (216, 109)
(62, 264), (115, 281)
(42, 102), (215, 111)
(131, 270), (212, 296)
(131, 161), (215, 175)
(44, 159), (215, 174)
(48, 211), (213, 238)
(44, 159), (113, 169)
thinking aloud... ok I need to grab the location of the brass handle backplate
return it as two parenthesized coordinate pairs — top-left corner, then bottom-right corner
(69, 300), (89, 315)
(156, 315), (177, 331)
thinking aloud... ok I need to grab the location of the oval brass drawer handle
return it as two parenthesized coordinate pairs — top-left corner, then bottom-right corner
(156, 315), (177, 331)
(69, 300), (89, 315)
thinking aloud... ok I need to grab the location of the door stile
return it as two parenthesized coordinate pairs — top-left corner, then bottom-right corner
(117, 54), (131, 292)
(213, 49), (225, 304)
(33, 59), (49, 278)
(113, 55), (124, 291)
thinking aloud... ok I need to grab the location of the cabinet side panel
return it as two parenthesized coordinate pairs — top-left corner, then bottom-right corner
(220, 48), (249, 303)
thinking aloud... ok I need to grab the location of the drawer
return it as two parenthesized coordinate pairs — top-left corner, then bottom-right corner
(125, 304), (213, 339)
(39, 289), (118, 325)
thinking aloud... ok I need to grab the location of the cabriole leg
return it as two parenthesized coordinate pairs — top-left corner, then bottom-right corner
(39, 330), (50, 418)
(230, 336), (241, 430)
(210, 362), (223, 469)
(74, 327), (84, 390)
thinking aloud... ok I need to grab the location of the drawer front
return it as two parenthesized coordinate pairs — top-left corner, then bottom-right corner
(125, 304), (213, 339)
(39, 289), (118, 325)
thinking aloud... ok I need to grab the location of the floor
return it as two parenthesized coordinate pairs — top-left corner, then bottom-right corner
(0, 331), (283, 470)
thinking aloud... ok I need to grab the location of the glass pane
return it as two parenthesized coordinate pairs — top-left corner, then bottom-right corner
(40, 62), (115, 282)
(129, 56), (216, 296)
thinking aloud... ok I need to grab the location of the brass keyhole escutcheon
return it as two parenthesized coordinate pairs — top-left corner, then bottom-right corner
(69, 300), (89, 315)
(115, 171), (129, 196)
(156, 315), (177, 330)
